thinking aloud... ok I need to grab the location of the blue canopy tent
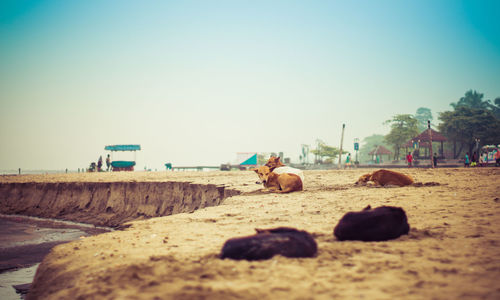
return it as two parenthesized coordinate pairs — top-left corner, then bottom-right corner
(104, 144), (141, 171)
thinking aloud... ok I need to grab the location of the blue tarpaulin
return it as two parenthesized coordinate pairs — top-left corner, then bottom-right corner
(105, 145), (141, 151)
(111, 161), (136, 168)
(240, 153), (257, 165)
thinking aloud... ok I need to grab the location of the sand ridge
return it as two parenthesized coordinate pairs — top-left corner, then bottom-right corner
(17, 168), (500, 299)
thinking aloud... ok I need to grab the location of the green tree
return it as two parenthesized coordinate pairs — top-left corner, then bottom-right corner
(490, 97), (500, 119)
(438, 106), (500, 158)
(257, 153), (269, 165)
(451, 90), (491, 110)
(358, 134), (391, 163)
(414, 107), (433, 132)
(384, 114), (419, 160)
(310, 140), (346, 164)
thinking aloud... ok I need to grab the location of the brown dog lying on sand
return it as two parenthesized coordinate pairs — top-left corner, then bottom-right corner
(264, 156), (305, 183)
(254, 165), (303, 193)
(355, 169), (414, 187)
(265, 156), (286, 170)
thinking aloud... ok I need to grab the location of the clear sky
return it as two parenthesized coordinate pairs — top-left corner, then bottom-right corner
(1, 0), (499, 170)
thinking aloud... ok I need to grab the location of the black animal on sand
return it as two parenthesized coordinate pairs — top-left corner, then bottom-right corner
(334, 205), (410, 241)
(220, 227), (317, 260)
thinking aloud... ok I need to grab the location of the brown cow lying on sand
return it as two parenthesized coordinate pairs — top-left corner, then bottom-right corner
(334, 205), (410, 241)
(220, 227), (317, 260)
(254, 165), (303, 193)
(355, 169), (414, 187)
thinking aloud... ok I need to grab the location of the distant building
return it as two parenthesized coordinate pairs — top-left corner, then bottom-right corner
(404, 129), (447, 159)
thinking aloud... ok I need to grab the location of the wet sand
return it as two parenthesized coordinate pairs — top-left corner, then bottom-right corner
(2, 168), (500, 299)
(0, 216), (109, 299)
(0, 216), (109, 272)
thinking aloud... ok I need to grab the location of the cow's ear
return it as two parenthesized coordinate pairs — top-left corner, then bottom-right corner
(363, 205), (372, 211)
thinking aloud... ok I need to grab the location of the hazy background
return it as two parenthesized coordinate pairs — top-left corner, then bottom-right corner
(1, 0), (499, 171)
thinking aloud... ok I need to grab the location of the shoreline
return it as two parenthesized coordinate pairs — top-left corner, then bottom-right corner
(0, 216), (110, 300)
(0, 215), (110, 272)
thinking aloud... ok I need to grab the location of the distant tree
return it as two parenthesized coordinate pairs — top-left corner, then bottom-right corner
(384, 114), (419, 160)
(257, 153), (269, 165)
(490, 97), (500, 119)
(451, 90), (491, 110)
(300, 144), (310, 164)
(358, 134), (391, 163)
(438, 106), (500, 158)
(414, 107), (433, 132)
(310, 140), (346, 164)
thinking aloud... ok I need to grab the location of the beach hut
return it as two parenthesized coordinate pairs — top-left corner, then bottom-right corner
(104, 144), (141, 171)
(368, 145), (393, 163)
(404, 129), (447, 159)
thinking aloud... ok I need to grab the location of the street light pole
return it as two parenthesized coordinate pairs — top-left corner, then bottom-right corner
(338, 124), (345, 169)
(428, 120), (433, 168)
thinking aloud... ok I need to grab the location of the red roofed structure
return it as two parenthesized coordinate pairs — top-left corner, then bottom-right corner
(368, 145), (393, 163)
(404, 129), (448, 159)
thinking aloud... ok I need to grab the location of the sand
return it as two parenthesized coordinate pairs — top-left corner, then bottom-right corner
(3, 168), (500, 299)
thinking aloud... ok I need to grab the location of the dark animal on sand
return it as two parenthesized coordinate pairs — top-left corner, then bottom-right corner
(334, 205), (410, 241)
(220, 227), (317, 260)
(355, 169), (414, 187)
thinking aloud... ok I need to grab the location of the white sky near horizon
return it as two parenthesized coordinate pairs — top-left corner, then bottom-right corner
(1, 0), (499, 170)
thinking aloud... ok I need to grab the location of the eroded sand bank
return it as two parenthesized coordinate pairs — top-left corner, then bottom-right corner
(2, 168), (500, 299)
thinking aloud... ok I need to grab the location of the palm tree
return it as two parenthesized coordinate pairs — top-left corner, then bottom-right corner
(451, 90), (490, 110)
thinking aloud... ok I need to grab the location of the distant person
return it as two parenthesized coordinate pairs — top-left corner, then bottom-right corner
(406, 152), (413, 168)
(496, 149), (500, 167)
(97, 156), (103, 172)
(464, 152), (470, 168)
(433, 153), (438, 168)
(479, 152), (485, 167)
(471, 152), (478, 167)
(106, 154), (111, 171)
(345, 153), (352, 169)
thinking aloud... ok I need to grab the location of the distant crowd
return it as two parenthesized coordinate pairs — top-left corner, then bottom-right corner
(404, 148), (500, 168)
(463, 149), (500, 168)
(88, 154), (111, 172)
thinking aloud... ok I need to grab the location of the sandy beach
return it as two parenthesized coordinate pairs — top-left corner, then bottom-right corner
(2, 168), (500, 299)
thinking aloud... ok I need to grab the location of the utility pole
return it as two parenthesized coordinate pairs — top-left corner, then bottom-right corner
(338, 124), (345, 169)
(428, 120), (433, 168)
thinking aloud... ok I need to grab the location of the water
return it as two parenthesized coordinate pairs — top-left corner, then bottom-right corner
(0, 264), (38, 300)
(0, 169), (79, 175)
(0, 215), (111, 299)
